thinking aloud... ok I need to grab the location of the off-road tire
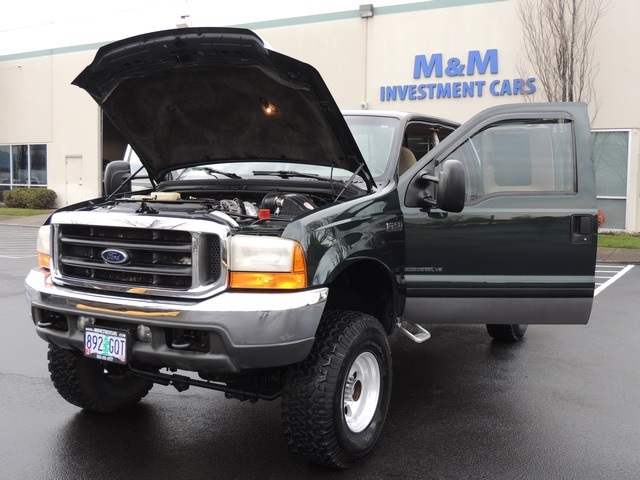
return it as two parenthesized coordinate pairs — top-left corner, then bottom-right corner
(486, 324), (528, 342)
(48, 344), (153, 412)
(281, 310), (392, 468)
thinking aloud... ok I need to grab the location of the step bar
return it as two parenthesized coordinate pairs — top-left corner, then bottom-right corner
(396, 319), (431, 344)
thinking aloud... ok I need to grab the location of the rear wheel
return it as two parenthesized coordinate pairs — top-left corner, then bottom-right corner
(486, 324), (528, 342)
(48, 344), (153, 412)
(281, 310), (392, 468)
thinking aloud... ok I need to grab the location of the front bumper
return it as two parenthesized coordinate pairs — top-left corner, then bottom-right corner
(25, 267), (328, 373)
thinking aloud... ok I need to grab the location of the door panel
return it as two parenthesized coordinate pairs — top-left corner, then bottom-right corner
(398, 103), (596, 325)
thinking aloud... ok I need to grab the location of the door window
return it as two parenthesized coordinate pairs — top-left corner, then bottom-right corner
(443, 119), (576, 204)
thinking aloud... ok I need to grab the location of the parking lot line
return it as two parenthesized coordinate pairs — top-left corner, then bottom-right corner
(594, 265), (634, 296)
(0, 225), (37, 258)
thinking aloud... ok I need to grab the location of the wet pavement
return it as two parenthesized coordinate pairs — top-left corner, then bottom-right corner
(1, 226), (639, 479)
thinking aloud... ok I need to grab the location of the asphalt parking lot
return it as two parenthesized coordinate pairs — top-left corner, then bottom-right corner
(1, 222), (638, 479)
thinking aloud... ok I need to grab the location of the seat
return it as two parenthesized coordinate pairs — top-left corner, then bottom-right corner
(398, 147), (417, 175)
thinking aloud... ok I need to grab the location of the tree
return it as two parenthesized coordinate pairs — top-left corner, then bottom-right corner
(517, 0), (609, 115)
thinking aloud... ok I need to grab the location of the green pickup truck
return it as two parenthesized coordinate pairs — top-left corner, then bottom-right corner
(25, 27), (597, 468)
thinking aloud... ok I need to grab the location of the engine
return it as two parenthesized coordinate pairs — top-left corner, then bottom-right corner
(124, 191), (319, 225)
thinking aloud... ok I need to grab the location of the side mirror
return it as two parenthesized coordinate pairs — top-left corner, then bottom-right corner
(433, 159), (465, 213)
(104, 161), (132, 196)
(405, 159), (466, 212)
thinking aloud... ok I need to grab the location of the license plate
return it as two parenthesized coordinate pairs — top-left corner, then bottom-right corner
(84, 326), (128, 364)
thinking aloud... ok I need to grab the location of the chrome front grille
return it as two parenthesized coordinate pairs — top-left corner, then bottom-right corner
(58, 225), (195, 289)
(50, 212), (228, 298)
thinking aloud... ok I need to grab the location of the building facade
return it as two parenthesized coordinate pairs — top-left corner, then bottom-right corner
(0, 0), (637, 230)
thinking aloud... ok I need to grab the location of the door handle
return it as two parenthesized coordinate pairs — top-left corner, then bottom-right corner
(570, 214), (594, 244)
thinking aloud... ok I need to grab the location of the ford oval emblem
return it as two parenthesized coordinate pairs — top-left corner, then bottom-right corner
(101, 248), (131, 265)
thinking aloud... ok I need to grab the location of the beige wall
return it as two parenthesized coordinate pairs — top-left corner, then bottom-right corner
(356, 1), (525, 121)
(49, 50), (102, 206)
(0, 49), (101, 207)
(0, 56), (53, 144)
(0, 0), (638, 228)
(262, 18), (367, 110)
(259, 1), (635, 127)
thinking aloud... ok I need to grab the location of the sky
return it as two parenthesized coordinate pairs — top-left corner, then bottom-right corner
(0, 0), (429, 57)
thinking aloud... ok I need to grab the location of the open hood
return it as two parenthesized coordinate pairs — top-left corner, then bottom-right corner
(73, 27), (374, 190)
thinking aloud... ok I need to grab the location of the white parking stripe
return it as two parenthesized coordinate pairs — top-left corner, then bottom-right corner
(0, 225), (38, 258)
(595, 264), (623, 287)
(594, 265), (634, 296)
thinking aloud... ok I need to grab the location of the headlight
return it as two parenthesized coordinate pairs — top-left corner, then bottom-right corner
(229, 235), (307, 289)
(36, 225), (51, 269)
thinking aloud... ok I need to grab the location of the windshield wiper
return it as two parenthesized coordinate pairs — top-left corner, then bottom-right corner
(252, 170), (343, 183)
(193, 166), (242, 179)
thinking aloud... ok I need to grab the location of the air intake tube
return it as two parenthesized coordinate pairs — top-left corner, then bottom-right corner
(260, 194), (317, 216)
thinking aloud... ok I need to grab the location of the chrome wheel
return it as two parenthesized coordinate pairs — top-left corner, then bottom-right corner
(343, 351), (381, 433)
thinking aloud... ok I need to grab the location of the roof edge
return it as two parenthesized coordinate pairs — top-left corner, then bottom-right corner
(0, 0), (508, 62)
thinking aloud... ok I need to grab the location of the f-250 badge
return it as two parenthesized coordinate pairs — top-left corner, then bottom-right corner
(385, 221), (403, 232)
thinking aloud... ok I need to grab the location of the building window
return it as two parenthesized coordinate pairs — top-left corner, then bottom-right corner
(592, 131), (629, 230)
(0, 144), (47, 197)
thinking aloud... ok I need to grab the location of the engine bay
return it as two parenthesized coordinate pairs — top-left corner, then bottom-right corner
(90, 178), (361, 231)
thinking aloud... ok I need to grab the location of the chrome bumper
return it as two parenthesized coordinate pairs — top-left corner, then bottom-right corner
(25, 268), (328, 373)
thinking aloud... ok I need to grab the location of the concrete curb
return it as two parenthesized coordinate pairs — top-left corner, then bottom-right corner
(596, 247), (640, 264)
(0, 214), (51, 227)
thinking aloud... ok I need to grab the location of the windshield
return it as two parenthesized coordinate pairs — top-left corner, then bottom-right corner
(168, 115), (401, 182)
(344, 115), (400, 178)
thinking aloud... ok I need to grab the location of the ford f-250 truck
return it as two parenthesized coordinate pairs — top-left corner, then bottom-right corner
(25, 27), (597, 468)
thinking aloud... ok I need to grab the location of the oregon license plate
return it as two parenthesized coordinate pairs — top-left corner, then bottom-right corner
(84, 326), (128, 364)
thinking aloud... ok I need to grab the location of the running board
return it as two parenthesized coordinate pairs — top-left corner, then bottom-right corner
(396, 319), (431, 344)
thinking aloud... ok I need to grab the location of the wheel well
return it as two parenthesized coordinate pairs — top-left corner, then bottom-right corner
(324, 260), (395, 333)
